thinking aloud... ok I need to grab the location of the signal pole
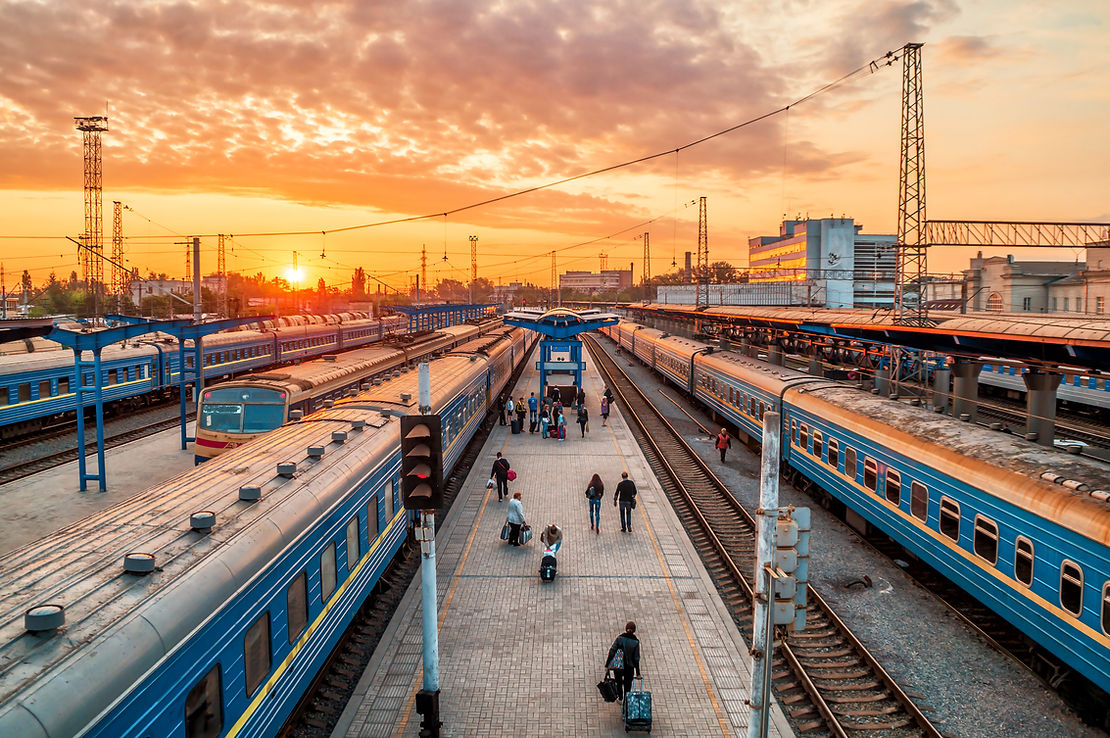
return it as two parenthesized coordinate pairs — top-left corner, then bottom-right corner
(469, 235), (477, 304)
(642, 232), (651, 286)
(697, 196), (709, 306)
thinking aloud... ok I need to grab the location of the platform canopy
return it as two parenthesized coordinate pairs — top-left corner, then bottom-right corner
(503, 307), (618, 338)
(0, 317), (55, 345)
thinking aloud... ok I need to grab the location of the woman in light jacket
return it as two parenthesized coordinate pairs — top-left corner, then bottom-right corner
(506, 491), (526, 546)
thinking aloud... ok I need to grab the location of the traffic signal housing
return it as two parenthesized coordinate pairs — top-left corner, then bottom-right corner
(400, 414), (444, 510)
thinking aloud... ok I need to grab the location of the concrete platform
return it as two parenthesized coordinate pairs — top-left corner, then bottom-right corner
(333, 347), (792, 737)
(0, 426), (197, 556)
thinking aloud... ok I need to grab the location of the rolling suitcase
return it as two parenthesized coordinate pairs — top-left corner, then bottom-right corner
(623, 677), (652, 732)
(511, 418), (521, 434)
(539, 554), (557, 583)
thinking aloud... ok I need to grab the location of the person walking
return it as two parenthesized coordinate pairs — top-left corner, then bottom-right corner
(585, 473), (604, 533)
(498, 394), (507, 425)
(491, 452), (511, 502)
(539, 403), (550, 439)
(577, 403), (589, 438)
(540, 523), (563, 555)
(506, 491), (526, 546)
(516, 397), (527, 432)
(576, 385), (586, 412)
(557, 409), (567, 441)
(614, 471), (637, 532)
(715, 428), (732, 462)
(605, 621), (642, 699)
(600, 396), (610, 427)
(528, 392), (539, 433)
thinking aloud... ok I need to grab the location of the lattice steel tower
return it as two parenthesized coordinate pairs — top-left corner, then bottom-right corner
(696, 196), (708, 306)
(75, 116), (108, 311)
(896, 43), (927, 324)
(111, 201), (124, 311)
(218, 234), (228, 317)
(599, 253), (608, 271)
(642, 232), (650, 286)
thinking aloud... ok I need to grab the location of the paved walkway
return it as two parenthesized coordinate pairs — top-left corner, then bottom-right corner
(333, 346), (791, 737)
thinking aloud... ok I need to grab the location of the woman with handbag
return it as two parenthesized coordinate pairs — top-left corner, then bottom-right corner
(605, 621), (641, 699)
(577, 404), (589, 438)
(585, 473), (605, 534)
(505, 491), (526, 546)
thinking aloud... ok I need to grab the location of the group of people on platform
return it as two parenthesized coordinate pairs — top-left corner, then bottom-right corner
(497, 386), (613, 441)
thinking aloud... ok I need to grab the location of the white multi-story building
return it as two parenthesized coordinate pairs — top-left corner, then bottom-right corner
(559, 269), (632, 294)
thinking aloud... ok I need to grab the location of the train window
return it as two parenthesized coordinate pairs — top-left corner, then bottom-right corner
(910, 482), (928, 521)
(18, 383), (31, 402)
(885, 469), (901, 505)
(386, 479), (395, 520)
(759, 401), (766, 421)
(287, 573), (308, 643)
(728, 387), (734, 404)
(186, 355), (194, 369)
(863, 458), (877, 492)
(845, 447), (857, 479)
(184, 664), (222, 738)
(243, 612), (271, 697)
(108, 369), (118, 385)
(346, 516), (360, 571)
(367, 498), (379, 540)
(0, 387), (8, 406)
(1101, 583), (1109, 635)
(973, 516), (998, 565)
(939, 497), (960, 541)
(321, 543), (337, 602)
(799, 425), (809, 452)
(812, 431), (822, 460)
(1014, 537), (1034, 586)
(39, 379), (51, 398)
(827, 439), (839, 469)
(1060, 561), (1083, 617)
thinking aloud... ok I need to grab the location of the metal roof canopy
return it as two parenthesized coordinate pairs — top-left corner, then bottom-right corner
(504, 308), (618, 400)
(107, 315), (277, 451)
(624, 304), (1110, 373)
(48, 319), (193, 492)
(388, 304), (499, 333)
(0, 318), (56, 345)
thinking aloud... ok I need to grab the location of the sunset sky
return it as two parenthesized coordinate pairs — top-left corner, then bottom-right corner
(1, 0), (1107, 293)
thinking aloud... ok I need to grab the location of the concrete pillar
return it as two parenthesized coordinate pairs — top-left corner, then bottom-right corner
(767, 345), (784, 366)
(1023, 370), (1061, 447)
(740, 337), (752, 357)
(808, 356), (823, 377)
(874, 368), (891, 397)
(952, 360), (982, 422)
(932, 367), (951, 414)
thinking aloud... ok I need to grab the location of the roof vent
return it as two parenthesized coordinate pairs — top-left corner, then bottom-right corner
(1060, 478), (1090, 492)
(346, 388), (357, 397)
(289, 409), (303, 421)
(332, 431), (348, 444)
(190, 511), (215, 531)
(989, 422), (1002, 431)
(871, 388), (880, 395)
(277, 461), (297, 477)
(392, 371), (401, 378)
(959, 413), (970, 422)
(351, 419), (366, 430)
(1091, 490), (1110, 502)
(373, 377), (383, 386)
(400, 393), (412, 402)
(124, 553), (156, 574)
(308, 445), (325, 459)
(25, 604), (65, 633)
(889, 393), (900, 400)
(323, 355), (338, 362)
(239, 485), (262, 501)
(323, 399), (335, 408)
(470, 355), (478, 362)
(1025, 432), (1038, 442)
(361, 383), (371, 391)
(1041, 471), (1064, 484)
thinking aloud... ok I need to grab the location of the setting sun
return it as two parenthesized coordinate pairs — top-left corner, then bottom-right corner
(285, 267), (305, 286)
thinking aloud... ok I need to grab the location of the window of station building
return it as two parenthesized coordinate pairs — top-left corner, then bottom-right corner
(799, 425), (809, 453)
(910, 482), (928, 521)
(321, 543), (337, 602)
(863, 458), (877, 492)
(243, 612), (271, 697)
(39, 379), (51, 398)
(812, 431), (822, 460)
(184, 664), (222, 738)
(346, 516), (360, 572)
(973, 516), (998, 565)
(1022, 297), (1032, 312)
(939, 497), (960, 541)
(287, 572), (308, 644)
(885, 469), (901, 505)
(1060, 560), (1083, 617)
(988, 293), (1004, 312)
(1014, 537), (1034, 587)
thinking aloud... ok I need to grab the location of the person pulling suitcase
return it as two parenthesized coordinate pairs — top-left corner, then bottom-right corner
(605, 621), (650, 731)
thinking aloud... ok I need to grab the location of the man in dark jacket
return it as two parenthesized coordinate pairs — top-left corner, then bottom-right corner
(606, 621), (642, 698)
(576, 385), (586, 411)
(498, 395), (507, 425)
(614, 471), (637, 532)
(491, 452), (510, 501)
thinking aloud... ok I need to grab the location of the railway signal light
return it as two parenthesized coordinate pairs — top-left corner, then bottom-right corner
(774, 507), (810, 631)
(401, 415), (443, 510)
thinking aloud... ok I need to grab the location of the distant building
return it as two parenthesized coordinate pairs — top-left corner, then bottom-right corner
(559, 269), (632, 294)
(492, 282), (523, 303)
(963, 251), (1109, 314)
(748, 218), (896, 308)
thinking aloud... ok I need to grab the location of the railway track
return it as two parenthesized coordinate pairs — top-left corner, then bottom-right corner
(586, 334), (942, 738)
(0, 412), (191, 486)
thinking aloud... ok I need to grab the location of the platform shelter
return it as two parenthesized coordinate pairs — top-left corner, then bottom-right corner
(503, 307), (618, 401)
(388, 304), (499, 333)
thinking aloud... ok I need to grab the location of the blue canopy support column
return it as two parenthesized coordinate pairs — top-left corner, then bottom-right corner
(503, 308), (618, 402)
(49, 319), (191, 491)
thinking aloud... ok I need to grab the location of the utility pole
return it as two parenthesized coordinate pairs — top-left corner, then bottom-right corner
(642, 232), (650, 286)
(697, 196), (709, 306)
(1, 264), (5, 319)
(111, 201), (124, 314)
(75, 116), (108, 320)
(896, 42), (927, 324)
(421, 244), (428, 301)
(192, 238), (201, 323)
(551, 251), (558, 306)
(469, 235), (478, 305)
(599, 253), (608, 272)
(217, 234), (228, 317)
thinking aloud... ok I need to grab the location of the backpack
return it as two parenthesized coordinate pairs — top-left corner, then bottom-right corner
(586, 485), (602, 501)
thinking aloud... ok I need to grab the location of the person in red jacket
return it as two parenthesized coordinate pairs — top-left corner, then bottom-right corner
(715, 428), (732, 462)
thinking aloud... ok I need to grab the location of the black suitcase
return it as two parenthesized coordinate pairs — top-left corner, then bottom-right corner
(529, 419), (537, 433)
(539, 554), (557, 582)
(511, 418), (521, 434)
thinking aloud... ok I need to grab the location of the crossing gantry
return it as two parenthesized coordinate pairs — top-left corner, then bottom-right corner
(503, 307), (618, 401)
